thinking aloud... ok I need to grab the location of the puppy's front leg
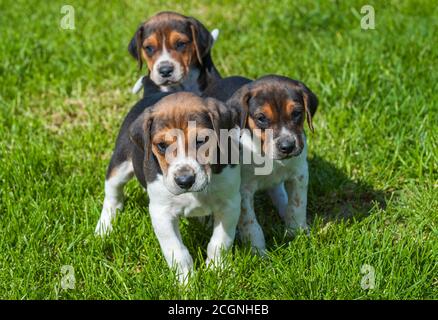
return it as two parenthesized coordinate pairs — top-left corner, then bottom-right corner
(206, 197), (240, 267)
(238, 190), (266, 254)
(149, 204), (193, 283)
(95, 160), (134, 236)
(284, 164), (309, 234)
(267, 183), (288, 219)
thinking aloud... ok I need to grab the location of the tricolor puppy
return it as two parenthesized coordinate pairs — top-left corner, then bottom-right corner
(207, 75), (318, 254)
(128, 11), (221, 95)
(95, 92), (241, 281)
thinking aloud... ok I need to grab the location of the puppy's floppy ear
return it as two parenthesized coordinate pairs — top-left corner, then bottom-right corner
(129, 108), (153, 159)
(299, 83), (318, 133)
(189, 17), (214, 66)
(227, 85), (251, 130)
(205, 98), (234, 136)
(205, 98), (237, 158)
(128, 24), (144, 70)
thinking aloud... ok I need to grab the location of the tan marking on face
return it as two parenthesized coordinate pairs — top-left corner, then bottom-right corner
(167, 31), (194, 74)
(148, 93), (216, 174)
(284, 100), (296, 116)
(151, 126), (186, 175)
(261, 103), (277, 123)
(139, 14), (200, 79)
(142, 33), (161, 71)
(248, 116), (269, 154)
(284, 99), (305, 131)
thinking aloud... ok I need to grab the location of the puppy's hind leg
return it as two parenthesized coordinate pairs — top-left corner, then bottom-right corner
(95, 153), (134, 236)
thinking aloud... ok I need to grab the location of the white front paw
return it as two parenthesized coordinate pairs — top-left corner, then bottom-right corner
(95, 216), (113, 236)
(94, 201), (123, 236)
(169, 250), (194, 285)
(206, 255), (226, 270)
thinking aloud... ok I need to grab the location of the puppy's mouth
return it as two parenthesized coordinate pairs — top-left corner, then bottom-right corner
(155, 71), (186, 87)
(273, 148), (303, 160)
(165, 179), (209, 195)
(160, 79), (180, 85)
(164, 163), (211, 195)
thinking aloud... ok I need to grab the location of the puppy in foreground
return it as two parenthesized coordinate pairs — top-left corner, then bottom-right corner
(206, 75), (318, 254)
(95, 92), (241, 281)
(128, 11), (221, 95)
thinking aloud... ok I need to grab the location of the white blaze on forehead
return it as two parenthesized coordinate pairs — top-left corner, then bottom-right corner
(155, 36), (173, 65)
(150, 35), (185, 87)
(280, 127), (294, 137)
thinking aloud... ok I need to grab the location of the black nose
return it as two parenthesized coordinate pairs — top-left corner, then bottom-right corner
(174, 173), (195, 189)
(158, 64), (174, 78)
(278, 139), (296, 154)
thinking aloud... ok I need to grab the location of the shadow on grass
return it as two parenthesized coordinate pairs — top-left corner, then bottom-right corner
(256, 154), (388, 249)
(187, 154), (387, 253)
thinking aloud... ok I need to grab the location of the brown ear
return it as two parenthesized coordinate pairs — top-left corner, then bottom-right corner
(128, 25), (144, 70)
(227, 85), (251, 130)
(129, 109), (153, 159)
(189, 18), (213, 66)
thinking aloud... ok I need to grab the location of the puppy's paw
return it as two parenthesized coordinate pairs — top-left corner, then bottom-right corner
(285, 223), (310, 237)
(168, 250), (194, 285)
(251, 245), (267, 257)
(177, 269), (192, 286)
(176, 263), (194, 286)
(94, 202), (123, 236)
(94, 217), (113, 236)
(205, 255), (227, 270)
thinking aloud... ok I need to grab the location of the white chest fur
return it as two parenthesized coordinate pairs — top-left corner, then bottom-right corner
(240, 131), (308, 193)
(147, 165), (241, 218)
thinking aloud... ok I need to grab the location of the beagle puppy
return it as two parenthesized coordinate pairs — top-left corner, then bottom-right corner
(206, 75), (318, 254)
(95, 92), (241, 281)
(128, 11), (221, 96)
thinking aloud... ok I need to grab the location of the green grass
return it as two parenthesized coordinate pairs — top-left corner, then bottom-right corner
(0, 0), (437, 299)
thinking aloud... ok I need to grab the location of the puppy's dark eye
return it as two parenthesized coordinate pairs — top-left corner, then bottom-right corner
(175, 41), (187, 51)
(156, 142), (167, 154)
(196, 137), (206, 148)
(144, 45), (155, 55)
(292, 109), (303, 121)
(255, 113), (269, 127)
